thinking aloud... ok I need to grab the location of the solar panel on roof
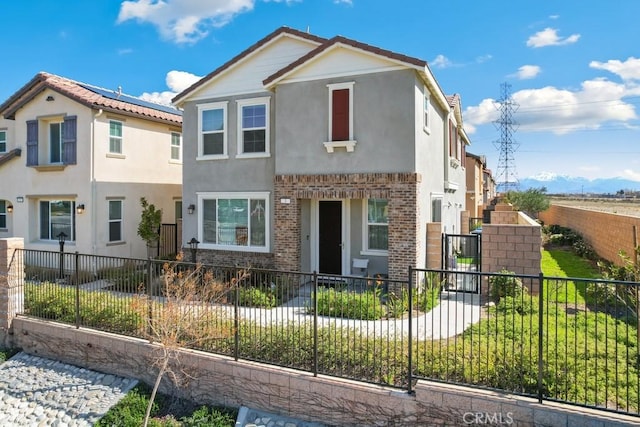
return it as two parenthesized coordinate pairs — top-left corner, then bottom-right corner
(78, 84), (182, 116)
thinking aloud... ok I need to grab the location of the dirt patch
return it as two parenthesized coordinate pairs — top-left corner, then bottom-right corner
(550, 197), (640, 218)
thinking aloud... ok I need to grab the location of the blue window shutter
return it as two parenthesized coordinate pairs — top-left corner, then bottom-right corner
(26, 120), (38, 166)
(62, 115), (77, 164)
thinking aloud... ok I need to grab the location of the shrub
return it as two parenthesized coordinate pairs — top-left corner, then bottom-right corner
(489, 269), (527, 302)
(310, 288), (385, 320)
(236, 286), (277, 308)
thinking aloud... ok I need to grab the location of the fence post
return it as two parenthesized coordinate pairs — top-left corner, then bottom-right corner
(74, 252), (80, 329)
(313, 271), (318, 377)
(0, 238), (24, 348)
(146, 258), (153, 335)
(537, 272), (544, 404)
(234, 271), (239, 361)
(408, 266), (414, 394)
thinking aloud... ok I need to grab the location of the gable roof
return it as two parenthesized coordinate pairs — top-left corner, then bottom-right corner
(263, 35), (427, 87)
(172, 26), (327, 105)
(0, 72), (182, 125)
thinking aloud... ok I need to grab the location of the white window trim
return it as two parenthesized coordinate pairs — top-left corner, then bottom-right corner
(108, 200), (124, 243)
(361, 199), (388, 256)
(197, 101), (229, 161)
(431, 193), (444, 223)
(197, 191), (270, 253)
(109, 120), (123, 155)
(423, 87), (431, 135)
(170, 132), (182, 163)
(39, 199), (76, 242)
(324, 81), (357, 153)
(236, 97), (270, 159)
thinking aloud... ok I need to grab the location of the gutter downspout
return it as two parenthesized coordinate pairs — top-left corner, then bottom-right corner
(91, 109), (103, 254)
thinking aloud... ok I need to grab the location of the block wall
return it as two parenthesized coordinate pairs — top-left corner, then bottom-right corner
(539, 205), (640, 266)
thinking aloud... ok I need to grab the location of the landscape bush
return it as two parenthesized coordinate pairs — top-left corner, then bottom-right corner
(489, 269), (527, 302)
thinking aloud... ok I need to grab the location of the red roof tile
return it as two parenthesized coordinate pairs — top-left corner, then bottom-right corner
(1, 72), (182, 125)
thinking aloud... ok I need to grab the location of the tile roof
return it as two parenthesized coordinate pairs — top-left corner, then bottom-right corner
(263, 35), (427, 87)
(172, 26), (327, 105)
(0, 72), (182, 125)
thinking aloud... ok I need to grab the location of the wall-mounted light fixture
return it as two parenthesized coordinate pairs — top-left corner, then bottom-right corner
(76, 204), (85, 214)
(46, 95), (55, 102)
(6, 205), (13, 213)
(187, 204), (195, 215)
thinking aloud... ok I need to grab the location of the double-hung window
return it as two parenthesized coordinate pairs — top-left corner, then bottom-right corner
(199, 192), (268, 252)
(108, 200), (123, 242)
(0, 201), (6, 229)
(49, 122), (63, 163)
(0, 130), (6, 153)
(170, 132), (181, 161)
(109, 120), (123, 154)
(40, 200), (75, 241)
(237, 97), (269, 157)
(198, 102), (228, 159)
(324, 82), (356, 152)
(363, 199), (388, 253)
(431, 195), (443, 222)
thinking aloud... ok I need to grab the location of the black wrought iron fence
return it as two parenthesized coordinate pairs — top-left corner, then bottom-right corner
(9, 249), (640, 416)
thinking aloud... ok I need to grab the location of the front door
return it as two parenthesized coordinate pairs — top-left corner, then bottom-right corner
(318, 201), (342, 274)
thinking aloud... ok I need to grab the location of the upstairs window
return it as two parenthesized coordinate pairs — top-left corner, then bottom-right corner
(431, 196), (443, 222)
(49, 122), (63, 163)
(449, 119), (460, 161)
(237, 97), (269, 157)
(109, 120), (123, 154)
(198, 102), (228, 159)
(40, 200), (76, 241)
(423, 88), (431, 134)
(364, 199), (388, 253)
(26, 116), (76, 167)
(170, 132), (181, 161)
(0, 130), (6, 152)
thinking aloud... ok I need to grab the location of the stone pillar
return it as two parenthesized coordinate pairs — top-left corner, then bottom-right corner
(460, 211), (470, 235)
(0, 238), (24, 348)
(426, 223), (443, 269)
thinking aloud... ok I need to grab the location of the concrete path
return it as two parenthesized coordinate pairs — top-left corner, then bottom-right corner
(0, 352), (137, 426)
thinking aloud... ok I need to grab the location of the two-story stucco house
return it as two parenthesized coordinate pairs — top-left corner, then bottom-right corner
(174, 27), (469, 280)
(0, 72), (183, 258)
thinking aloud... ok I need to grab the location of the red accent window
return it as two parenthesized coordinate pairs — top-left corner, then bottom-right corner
(332, 89), (349, 141)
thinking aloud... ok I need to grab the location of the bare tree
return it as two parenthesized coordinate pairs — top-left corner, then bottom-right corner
(131, 254), (248, 426)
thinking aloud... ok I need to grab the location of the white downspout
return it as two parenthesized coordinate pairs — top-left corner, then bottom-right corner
(91, 109), (103, 254)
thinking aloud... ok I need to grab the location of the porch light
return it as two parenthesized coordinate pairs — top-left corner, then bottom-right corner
(6, 205), (12, 213)
(76, 204), (85, 214)
(187, 204), (195, 215)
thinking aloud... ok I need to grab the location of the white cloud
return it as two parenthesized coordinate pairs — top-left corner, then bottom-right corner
(118, 48), (134, 55)
(526, 27), (580, 48)
(549, 15), (559, 20)
(511, 65), (541, 80)
(622, 169), (640, 181)
(139, 70), (202, 105)
(475, 54), (492, 64)
(117, 0), (254, 44)
(333, 0), (353, 4)
(431, 54), (454, 69)
(464, 78), (637, 135)
(590, 57), (640, 82)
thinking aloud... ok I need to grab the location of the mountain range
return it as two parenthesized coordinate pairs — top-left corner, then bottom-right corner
(515, 173), (640, 194)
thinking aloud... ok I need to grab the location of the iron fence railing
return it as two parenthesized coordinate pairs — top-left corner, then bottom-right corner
(9, 249), (640, 416)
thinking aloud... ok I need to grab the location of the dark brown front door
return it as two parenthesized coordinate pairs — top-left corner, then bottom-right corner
(319, 201), (342, 274)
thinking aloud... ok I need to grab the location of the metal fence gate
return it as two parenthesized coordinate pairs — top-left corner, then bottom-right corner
(442, 233), (481, 293)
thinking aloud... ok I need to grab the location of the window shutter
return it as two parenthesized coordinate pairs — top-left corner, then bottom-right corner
(62, 115), (77, 164)
(331, 89), (350, 141)
(26, 120), (38, 166)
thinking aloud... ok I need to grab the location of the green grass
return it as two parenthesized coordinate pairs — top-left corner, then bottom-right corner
(542, 249), (601, 304)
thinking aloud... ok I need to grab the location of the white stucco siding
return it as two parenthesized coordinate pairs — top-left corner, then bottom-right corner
(92, 114), (182, 184)
(189, 37), (319, 99)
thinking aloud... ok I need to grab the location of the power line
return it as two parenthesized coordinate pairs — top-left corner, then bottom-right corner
(493, 82), (520, 193)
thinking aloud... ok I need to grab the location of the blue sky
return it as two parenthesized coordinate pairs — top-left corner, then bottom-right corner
(3, 1), (640, 183)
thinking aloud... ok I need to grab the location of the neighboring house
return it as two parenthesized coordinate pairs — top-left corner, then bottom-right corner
(0, 72), (183, 259)
(173, 27), (469, 280)
(465, 152), (486, 218)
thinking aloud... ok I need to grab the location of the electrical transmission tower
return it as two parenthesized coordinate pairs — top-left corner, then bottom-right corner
(493, 82), (520, 193)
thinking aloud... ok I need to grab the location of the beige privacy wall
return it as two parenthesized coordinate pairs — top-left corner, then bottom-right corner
(539, 204), (640, 266)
